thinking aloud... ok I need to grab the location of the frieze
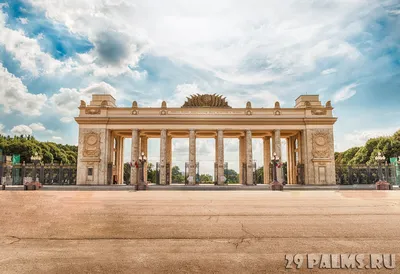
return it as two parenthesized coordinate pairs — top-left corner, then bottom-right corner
(85, 108), (101, 115)
(311, 109), (327, 115)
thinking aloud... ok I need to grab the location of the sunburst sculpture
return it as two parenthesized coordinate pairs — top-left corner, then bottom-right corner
(181, 93), (231, 108)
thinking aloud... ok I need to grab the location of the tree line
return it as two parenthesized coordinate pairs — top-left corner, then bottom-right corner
(335, 130), (400, 165)
(0, 135), (78, 164)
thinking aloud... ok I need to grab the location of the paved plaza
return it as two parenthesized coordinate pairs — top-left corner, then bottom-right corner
(1, 190), (400, 273)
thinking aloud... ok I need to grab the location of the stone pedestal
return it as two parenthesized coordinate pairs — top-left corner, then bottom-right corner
(136, 180), (148, 190)
(376, 180), (390, 190)
(271, 180), (284, 191)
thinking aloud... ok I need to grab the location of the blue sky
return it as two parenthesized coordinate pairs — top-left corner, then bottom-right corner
(0, 0), (399, 175)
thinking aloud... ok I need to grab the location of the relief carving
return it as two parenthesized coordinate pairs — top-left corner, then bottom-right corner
(182, 94), (231, 108)
(311, 109), (327, 115)
(85, 108), (101, 115)
(83, 132), (100, 157)
(312, 131), (331, 158)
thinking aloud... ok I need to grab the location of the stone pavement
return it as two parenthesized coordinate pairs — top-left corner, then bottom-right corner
(0, 191), (399, 273)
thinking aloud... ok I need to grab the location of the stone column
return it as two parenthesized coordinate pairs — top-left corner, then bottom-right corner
(272, 130), (282, 182)
(166, 135), (172, 184)
(159, 129), (167, 185)
(246, 130), (253, 185)
(140, 136), (148, 183)
(188, 129), (196, 185)
(301, 129), (309, 184)
(263, 137), (271, 184)
(239, 136), (245, 184)
(287, 137), (292, 184)
(131, 129), (139, 185)
(217, 130), (225, 185)
(214, 137), (218, 183)
(119, 137), (124, 184)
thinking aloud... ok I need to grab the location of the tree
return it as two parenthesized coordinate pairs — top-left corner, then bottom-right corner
(224, 169), (239, 184)
(123, 163), (131, 184)
(147, 163), (157, 183)
(199, 174), (213, 183)
(0, 134), (78, 164)
(172, 166), (185, 183)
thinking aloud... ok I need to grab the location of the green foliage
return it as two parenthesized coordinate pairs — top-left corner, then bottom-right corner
(224, 168), (239, 184)
(335, 130), (400, 165)
(0, 134), (77, 164)
(147, 163), (157, 183)
(199, 173), (213, 183)
(172, 165), (185, 183)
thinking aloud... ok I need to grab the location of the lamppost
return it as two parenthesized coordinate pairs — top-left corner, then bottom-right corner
(137, 152), (147, 190)
(30, 152), (42, 182)
(271, 152), (283, 191)
(375, 151), (390, 190)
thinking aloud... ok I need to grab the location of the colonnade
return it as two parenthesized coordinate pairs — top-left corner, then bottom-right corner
(127, 129), (299, 186)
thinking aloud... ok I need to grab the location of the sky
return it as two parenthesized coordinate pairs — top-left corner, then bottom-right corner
(0, 0), (399, 176)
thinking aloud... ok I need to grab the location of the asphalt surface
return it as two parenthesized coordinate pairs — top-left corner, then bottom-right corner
(0, 190), (399, 273)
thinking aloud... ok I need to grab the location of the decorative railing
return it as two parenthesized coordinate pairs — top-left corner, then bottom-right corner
(0, 163), (77, 185)
(335, 164), (397, 185)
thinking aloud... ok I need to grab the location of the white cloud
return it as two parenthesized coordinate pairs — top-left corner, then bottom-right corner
(52, 136), (62, 141)
(342, 126), (400, 151)
(19, 18), (28, 24)
(332, 83), (358, 103)
(28, 0), (377, 85)
(49, 82), (118, 122)
(0, 11), (62, 76)
(153, 82), (281, 108)
(11, 125), (33, 136)
(29, 123), (46, 131)
(60, 117), (74, 123)
(321, 68), (337, 75)
(0, 63), (47, 115)
(0, 124), (4, 135)
(388, 9), (400, 15)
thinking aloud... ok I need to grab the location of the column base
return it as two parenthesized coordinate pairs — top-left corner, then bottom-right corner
(376, 180), (391, 190)
(136, 181), (148, 190)
(271, 180), (284, 191)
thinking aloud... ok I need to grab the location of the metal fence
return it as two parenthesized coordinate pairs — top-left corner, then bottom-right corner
(335, 164), (397, 185)
(0, 163), (77, 185)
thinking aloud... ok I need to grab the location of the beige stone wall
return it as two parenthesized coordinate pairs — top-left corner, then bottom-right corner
(303, 127), (336, 184)
(77, 127), (110, 185)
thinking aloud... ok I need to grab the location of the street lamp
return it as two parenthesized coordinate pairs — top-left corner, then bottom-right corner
(138, 152), (147, 189)
(30, 152), (42, 182)
(271, 152), (283, 190)
(375, 151), (390, 190)
(374, 151), (386, 181)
